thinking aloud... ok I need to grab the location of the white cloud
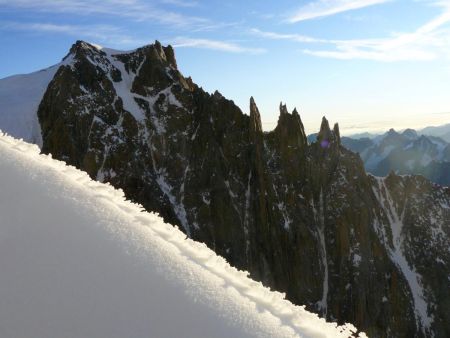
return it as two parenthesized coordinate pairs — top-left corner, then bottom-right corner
(160, 0), (198, 7)
(0, 22), (266, 54)
(171, 37), (266, 54)
(287, 0), (391, 23)
(0, 21), (266, 54)
(250, 28), (322, 43)
(306, 3), (450, 61)
(256, 2), (450, 61)
(0, 0), (214, 30)
(303, 46), (437, 61)
(0, 22), (148, 46)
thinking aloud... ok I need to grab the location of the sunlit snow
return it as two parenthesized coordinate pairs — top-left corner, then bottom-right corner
(0, 132), (365, 338)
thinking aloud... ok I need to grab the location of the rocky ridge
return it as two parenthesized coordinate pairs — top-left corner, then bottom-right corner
(2, 41), (449, 338)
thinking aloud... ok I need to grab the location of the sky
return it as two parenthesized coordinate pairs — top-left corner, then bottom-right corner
(0, 0), (450, 135)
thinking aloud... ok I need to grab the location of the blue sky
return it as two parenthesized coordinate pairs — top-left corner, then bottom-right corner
(1, 0), (449, 134)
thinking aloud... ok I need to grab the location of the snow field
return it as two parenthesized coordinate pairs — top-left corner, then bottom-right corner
(0, 131), (364, 338)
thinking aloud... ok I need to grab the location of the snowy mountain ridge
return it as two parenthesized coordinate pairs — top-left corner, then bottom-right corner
(0, 66), (56, 146)
(1, 40), (449, 337)
(341, 129), (450, 186)
(0, 131), (363, 338)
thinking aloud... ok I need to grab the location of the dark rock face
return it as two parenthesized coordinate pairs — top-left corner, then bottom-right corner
(37, 41), (450, 338)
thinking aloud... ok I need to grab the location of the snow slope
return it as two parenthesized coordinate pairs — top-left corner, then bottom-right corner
(0, 132), (364, 338)
(0, 65), (61, 146)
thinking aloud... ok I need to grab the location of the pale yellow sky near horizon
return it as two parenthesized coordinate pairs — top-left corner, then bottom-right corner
(246, 102), (450, 135)
(256, 109), (450, 135)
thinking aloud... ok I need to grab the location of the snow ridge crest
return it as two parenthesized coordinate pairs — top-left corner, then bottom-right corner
(0, 130), (365, 338)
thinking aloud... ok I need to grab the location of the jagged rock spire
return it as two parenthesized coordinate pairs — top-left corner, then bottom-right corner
(249, 97), (263, 136)
(318, 116), (332, 148)
(148, 40), (172, 67)
(319, 116), (331, 135)
(292, 107), (307, 144)
(163, 45), (177, 68)
(154, 40), (164, 55)
(153, 40), (177, 68)
(274, 103), (307, 150)
(318, 116), (341, 149)
(333, 123), (341, 145)
(279, 102), (289, 115)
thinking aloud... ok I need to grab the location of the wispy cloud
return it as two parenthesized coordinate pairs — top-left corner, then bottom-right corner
(287, 0), (391, 23)
(0, 22), (265, 54)
(160, 0), (198, 7)
(0, 0), (216, 31)
(305, 2), (450, 61)
(0, 21), (266, 54)
(256, 2), (450, 61)
(0, 21), (147, 46)
(171, 37), (266, 54)
(250, 28), (322, 43)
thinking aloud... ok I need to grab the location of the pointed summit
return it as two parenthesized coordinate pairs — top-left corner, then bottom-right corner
(213, 90), (224, 99)
(65, 40), (103, 61)
(293, 107), (307, 146)
(145, 40), (170, 66)
(333, 123), (341, 145)
(402, 128), (418, 140)
(274, 102), (307, 150)
(151, 40), (177, 68)
(279, 102), (289, 115)
(69, 40), (95, 53)
(387, 128), (398, 136)
(250, 96), (257, 109)
(318, 116), (332, 146)
(317, 116), (342, 149)
(163, 45), (177, 68)
(249, 97), (263, 136)
(153, 40), (166, 61)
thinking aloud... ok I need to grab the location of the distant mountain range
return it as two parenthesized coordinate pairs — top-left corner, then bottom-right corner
(338, 129), (450, 186)
(420, 123), (450, 143)
(345, 123), (450, 143)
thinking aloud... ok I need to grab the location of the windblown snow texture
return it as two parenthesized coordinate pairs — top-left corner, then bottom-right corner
(0, 132), (363, 338)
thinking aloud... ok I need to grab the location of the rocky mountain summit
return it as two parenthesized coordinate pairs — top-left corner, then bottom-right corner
(340, 129), (450, 186)
(1, 41), (449, 338)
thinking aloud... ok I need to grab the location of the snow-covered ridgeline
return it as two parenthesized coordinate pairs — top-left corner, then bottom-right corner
(0, 66), (57, 146)
(0, 132), (365, 338)
(372, 177), (432, 333)
(0, 55), (75, 147)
